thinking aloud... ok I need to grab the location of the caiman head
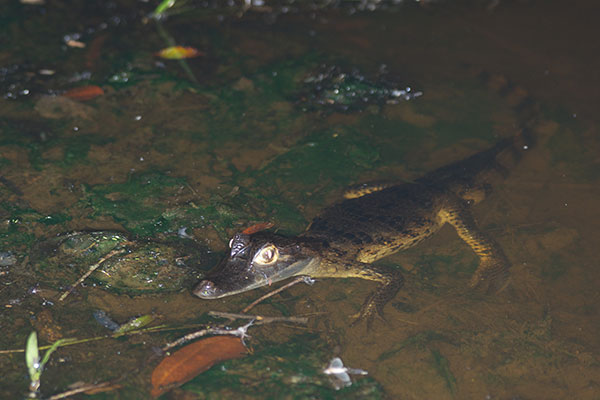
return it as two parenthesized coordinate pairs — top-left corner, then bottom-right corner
(193, 231), (320, 299)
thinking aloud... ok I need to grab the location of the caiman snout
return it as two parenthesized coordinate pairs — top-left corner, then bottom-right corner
(193, 279), (217, 298)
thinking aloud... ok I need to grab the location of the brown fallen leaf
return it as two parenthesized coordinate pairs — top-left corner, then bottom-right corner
(151, 336), (246, 397)
(63, 85), (104, 101)
(242, 222), (274, 235)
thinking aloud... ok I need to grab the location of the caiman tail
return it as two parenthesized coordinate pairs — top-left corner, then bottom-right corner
(418, 71), (539, 204)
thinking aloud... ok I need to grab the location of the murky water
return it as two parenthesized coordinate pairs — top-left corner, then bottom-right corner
(1, 1), (599, 399)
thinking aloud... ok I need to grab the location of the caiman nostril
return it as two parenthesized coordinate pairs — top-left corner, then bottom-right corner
(193, 280), (216, 298)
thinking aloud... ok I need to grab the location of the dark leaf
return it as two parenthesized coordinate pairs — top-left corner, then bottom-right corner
(151, 336), (246, 397)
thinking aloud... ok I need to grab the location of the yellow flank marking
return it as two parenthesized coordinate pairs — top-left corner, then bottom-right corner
(343, 183), (393, 199)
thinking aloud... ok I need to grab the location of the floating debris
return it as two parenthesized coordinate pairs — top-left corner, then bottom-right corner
(177, 227), (194, 239)
(301, 65), (422, 112)
(155, 46), (205, 60)
(63, 85), (104, 101)
(323, 357), (368, 390)
(93, 310), (155, 333)
(93, 310), (120, 331)
(0, 252), (17, 267)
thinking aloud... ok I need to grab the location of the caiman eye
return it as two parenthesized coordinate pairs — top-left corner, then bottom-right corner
(254, 245), (279, 265)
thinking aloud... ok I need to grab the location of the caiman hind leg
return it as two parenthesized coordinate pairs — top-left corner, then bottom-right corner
(438, 200), (510, 293)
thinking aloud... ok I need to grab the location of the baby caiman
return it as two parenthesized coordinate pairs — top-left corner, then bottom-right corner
(194, 77), (537, 324)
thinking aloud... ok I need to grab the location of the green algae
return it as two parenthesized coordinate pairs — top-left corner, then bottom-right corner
(430, 348), (457, 395)
(31, 231), (206, 293)
(377, 331), (451, 362)
(81, 172), (187, 237)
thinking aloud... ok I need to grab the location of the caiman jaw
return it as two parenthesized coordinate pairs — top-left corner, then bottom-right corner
(193, 276), (270, 299)
(193, 232), (320, 300)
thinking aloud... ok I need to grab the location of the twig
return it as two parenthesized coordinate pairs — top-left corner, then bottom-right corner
(208, 311), (308, 325)
(47, 382), (120, 399)
(162, 320), (254, 351)
(58, 248), (127, 301)
(241, 276), (315, 313)
(163, 310), (310, 351)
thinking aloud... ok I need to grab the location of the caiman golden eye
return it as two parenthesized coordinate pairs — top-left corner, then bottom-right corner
(254, 245), (278, 265)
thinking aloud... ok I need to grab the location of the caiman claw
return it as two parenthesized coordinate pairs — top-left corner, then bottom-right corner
(350, 268), (404, 329)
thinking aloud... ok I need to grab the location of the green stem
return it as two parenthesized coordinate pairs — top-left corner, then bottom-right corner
(1, 323), (209, 354)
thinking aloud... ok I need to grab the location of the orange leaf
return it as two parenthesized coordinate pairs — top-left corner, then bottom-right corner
(151, 336), (246, 397)
(63, 85), (104, 101)
(155, 46), (204, 60)
(242, 222), (275, 235)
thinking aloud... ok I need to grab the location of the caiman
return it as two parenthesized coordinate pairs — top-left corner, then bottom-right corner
(194, 75), (537, 324)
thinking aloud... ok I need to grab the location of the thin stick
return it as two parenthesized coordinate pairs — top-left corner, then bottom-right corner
(58, 248), (126, 301)
(241, 276), (314, 313)
(208, 311), (308, 325)
(162, 320), (253, 351)
(163, 312), (310, 351)
(47, 382), (119, 400)
(0, 323), (210, 354)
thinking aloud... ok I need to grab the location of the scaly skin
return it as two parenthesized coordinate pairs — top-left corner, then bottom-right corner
(194, 133), (529, 326)
(194, 75), (538, 326)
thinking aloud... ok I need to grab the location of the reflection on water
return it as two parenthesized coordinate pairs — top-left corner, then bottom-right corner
(1, 1), (599, 398)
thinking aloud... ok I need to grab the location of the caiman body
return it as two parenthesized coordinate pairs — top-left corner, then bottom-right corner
(194, 79), (536, 323)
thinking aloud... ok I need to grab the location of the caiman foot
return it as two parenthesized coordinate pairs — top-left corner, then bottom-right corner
(438, 199), (511, 295)
(469, 258), (510, 294)
(350, 292), (389, 330)
(350, 268), (404, 329)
